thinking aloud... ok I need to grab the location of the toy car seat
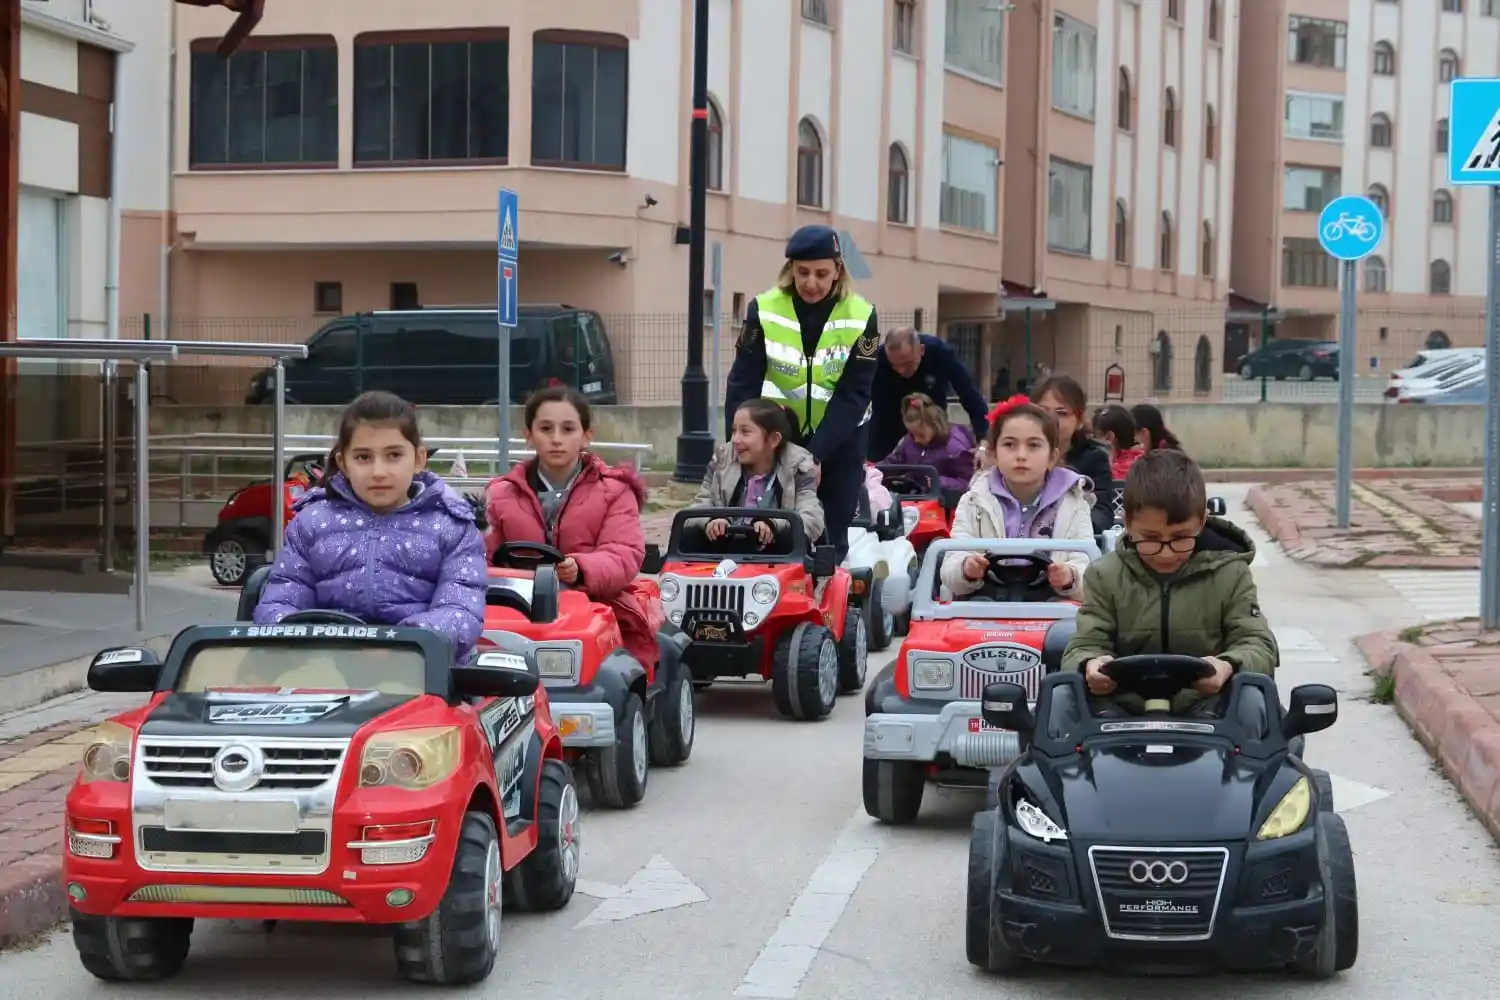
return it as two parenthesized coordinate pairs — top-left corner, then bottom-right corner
(237, 564), (272, 621)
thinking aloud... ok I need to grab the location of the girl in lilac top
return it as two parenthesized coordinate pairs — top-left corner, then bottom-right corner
(881, 392), (978, 492)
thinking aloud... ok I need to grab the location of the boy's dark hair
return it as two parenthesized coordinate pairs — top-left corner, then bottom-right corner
(1130, 403), (1181, 451)
(986, 398), (1060, 451)
(1030, 374), (1091, 444)
(326, 390), (422, 480)
(735, 398), (803, 448)
(523, 385), (592, 430)
(1122, 449), (1206, 524)
(1094, 404), (1136, 446)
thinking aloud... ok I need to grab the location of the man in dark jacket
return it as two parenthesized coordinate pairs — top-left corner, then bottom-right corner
(868, 328), (991, 460)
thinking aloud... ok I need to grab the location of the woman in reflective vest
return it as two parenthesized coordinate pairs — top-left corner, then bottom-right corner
(723, 224), (879, 559)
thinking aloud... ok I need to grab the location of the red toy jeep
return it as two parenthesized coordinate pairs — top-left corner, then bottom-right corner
(482, 543), (693, 810)
(202, 452), (326, 586)
(64, 575), (578, 985)
(653, 507), (867, 721)
(875, 463), (952, 555)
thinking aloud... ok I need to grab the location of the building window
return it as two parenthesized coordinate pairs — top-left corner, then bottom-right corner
(707, 98), (725, 191)
(1205, 105), (1217, 160)
(894, 0), (917, 54)
(1437, 117), (1450, 153)
(1209, 0), (1221, 41)
(1368, 184), (1389, 215)
(1442, 0), (1464, 11)
(17, 189), (65, 339)
(1047, 158), (1092, 254)
(1284, 91), (1344, 140)
(1163, 88), (1177, 147)
(940, 132), (999, 233)
(945, 0), (1004, 83)
(1365, 256), (1387, 292)
(1287, 17), (1347, 69)
(1167, 0), (1181, 21)
(802, 0), (830, 25)
(189, 36), (339, 168)
(797, 117), (825, 207)
(1283, 165), (1341, 212)
(1116, 68), (1132, 131)
(1373, 41), (1395, 75)
(1439, 49), (1460, 83)
(1114, 199), (1129, 263)
(1153, 332), (1174, 392)
(1282, 237), (1337, 287)
(314, 281), (343, 313)
(888, 143), (911, 224)
(531, 32), (629, 170)
(1194, 336), (1213, 395)
(1434, 189), (1454, 223)
(390, 282), (420, 309)
(1051, 14), (1097, 119)
(1159, 212), (1174, 271)
(1201, 221), (1214, 276)
(1370, 113), (1392, 147)
(352, 31), (508, 165)
(1431, 260), (1452, 294)
(1486, 0), (1498, 16)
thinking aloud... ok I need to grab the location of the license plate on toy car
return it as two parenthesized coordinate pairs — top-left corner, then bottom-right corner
(968, 717), (1009, 733)
(684, 613), (739, 643)
(584, 381), (602, 393)
(164, 798), (299, 834)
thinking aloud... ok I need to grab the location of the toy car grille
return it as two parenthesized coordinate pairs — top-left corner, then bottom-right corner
(141, 741), (344, 790)
(1088, 846), (1229, 941)
(959, 663), (1042, 700)
(685, 582), (746, 616)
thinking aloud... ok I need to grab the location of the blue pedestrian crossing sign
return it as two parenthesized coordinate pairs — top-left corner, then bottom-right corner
(497, 188), (519, 327)
(1449, 78), (1500, 185)
(1316, 195), (1384, 262)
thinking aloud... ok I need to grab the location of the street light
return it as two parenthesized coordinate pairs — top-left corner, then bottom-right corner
(673, 0), (715, 483)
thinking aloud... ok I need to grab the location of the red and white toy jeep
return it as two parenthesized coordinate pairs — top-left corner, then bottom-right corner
(653, 507), (868, 721)
(63, 584), (578, 986)
(861, 536), (1100, 825)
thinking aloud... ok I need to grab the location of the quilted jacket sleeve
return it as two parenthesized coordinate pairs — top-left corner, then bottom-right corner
(571, 481), (646, 601)
(398, 518), (487, 660)
(1050, 490), (1095, 600)
(939, 489), (988, 596)
(252, 510), (318, 624)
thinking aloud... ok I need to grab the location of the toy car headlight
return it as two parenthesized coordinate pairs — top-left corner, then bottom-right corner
(910, 657), (953, 690)
(80, 721), (134, 784)
(659, 575), (680, 602)
(535, 647), (576, 679)
(360, 727), (462, 790)
(902, 507), (920, 534)
(751, 578), (778, 605)
(1014, 798), (1068, 843)
(1256, 775), (1311, 840)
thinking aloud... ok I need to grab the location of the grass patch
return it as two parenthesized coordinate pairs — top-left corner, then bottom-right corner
(1370, 673), (1396, 705)
(1398, 625), (1426, 643)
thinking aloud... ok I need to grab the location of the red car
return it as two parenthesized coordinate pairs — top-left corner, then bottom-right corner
(63, 568), (578, 985)
(483, 543), (694, 809)
(201, 452), (325, 586)
(653, 507), (867, 721)
(875, 463), (952, 554)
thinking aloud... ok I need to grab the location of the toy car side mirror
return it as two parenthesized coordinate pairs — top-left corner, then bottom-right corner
(811, 544), (838, 577)
(642, 543), (664, 575)
(1206, 496), (1227, 516)
(88, 646), (164, 693)
(453, 649), (541, 700)
(1282, 683), (1338, 738)
(873, 506), (902, 541)
(981, 681), (1034, 737)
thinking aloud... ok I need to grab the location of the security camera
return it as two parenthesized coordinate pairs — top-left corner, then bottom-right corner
(643, 194), (658, 208)
(608, 251), (629, 266)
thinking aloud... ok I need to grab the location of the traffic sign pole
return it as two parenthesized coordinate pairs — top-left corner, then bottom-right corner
(497, 187), (519, 473)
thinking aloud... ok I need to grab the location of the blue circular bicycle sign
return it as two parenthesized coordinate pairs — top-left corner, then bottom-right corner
(1317, 195), (1385, 261)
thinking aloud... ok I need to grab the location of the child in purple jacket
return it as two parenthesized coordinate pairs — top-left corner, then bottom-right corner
(253, 391), (487, 660)
(881, 392), (978, 492)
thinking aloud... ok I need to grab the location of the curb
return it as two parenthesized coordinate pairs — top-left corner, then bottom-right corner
(0, 636), (173, 717)
(1355, 631), (1500, 844)
(1245, 485), (1299, 548)
(0, 854), (65, 949)
(1246, 483), (1481, 570)
(1206, 467), (1478, 484)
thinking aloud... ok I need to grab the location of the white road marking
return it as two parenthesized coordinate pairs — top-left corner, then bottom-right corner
(573, 855), (708, 928)
(1379, 569), (1480, 622)
(1273, 626), (1340, 663)
(1330, 773), (1394, 813)
(733, 810), (882, 999)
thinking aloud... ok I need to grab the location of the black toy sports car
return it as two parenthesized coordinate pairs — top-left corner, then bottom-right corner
(966, 655), (1358, 977)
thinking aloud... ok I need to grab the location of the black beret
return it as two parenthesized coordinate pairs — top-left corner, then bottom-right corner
(784, 224), (841, 261)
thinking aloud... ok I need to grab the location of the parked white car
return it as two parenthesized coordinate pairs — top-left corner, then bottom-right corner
(1385, 348), (1483, 401)
(844, 494), (918, 653)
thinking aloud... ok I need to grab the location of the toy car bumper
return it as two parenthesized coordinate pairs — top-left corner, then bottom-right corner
(543, 686), (619, 749)
(682, 635), (765, 679)
(993, 828), (1327, 972)
(864, 700), (1024, 769)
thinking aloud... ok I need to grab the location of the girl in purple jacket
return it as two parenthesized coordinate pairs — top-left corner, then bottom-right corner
(882, 392), (978, 492)
(253, 391), (487, 660)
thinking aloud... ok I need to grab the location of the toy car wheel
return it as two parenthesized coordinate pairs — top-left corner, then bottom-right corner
(71, 909), (192, 981)
(862, 758), (925, 825)
(1313, 769), (1334, 812)
(1324, 811), (1359, 971)
(209, 533), (264, 587)
(836, 606), (868, 695)
(965, 810), (1026, 973)
(1290, 811), (1343, 979)
(771, 623), (839, 721)
(648, 669), (695, 766)
(393, 810), (503, 984)
(506, 758), (581, 912)
(866, 578), (893, 652)
(588, 692), (649, 807)
(892, 611), (910, 637)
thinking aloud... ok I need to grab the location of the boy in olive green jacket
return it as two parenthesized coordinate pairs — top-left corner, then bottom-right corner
(1061, 449), (1278, 715)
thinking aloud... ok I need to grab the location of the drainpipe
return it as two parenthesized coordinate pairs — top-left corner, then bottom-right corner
(105, 44), (122, 338)
(158, 8), (175, 338)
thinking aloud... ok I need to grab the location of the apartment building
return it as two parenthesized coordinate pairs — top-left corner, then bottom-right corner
(1231, 0), (1498, 368)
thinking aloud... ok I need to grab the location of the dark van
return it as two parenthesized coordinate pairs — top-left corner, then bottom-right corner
(246, 305), (619, 406)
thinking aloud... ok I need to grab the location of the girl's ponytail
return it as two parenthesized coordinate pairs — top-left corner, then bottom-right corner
(735, 398), (802, 451)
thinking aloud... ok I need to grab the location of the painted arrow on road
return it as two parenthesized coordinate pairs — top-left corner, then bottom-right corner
(573, 855), (708, 928)
(1328, 772), (1392, 813)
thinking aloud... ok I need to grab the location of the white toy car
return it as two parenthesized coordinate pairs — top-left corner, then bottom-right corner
(844, 493), (918, 654)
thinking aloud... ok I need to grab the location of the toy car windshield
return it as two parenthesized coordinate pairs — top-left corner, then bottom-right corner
(181, 640), (427, 696)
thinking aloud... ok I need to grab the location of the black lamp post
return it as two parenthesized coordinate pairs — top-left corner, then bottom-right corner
(673, 0), (715, 482)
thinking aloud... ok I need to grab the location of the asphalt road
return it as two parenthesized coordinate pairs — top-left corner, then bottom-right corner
(5, 485), (1500, 999)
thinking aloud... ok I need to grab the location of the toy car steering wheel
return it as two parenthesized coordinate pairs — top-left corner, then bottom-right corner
(279, 610), (366, 625)
(491, 541), (566, 569)
(966, 553), (1054, 602)
(884, 475), (926, 496)
(1100, 655), (1215, 710)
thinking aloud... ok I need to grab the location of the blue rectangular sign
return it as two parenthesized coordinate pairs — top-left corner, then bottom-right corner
(1448, 78), (1500, 185)
(497, 188), (519, 327)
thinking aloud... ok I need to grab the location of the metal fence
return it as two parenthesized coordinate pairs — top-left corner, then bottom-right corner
(122, 302), (1484, 409)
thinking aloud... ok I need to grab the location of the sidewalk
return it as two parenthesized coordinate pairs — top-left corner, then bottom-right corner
(1247, 476), (1482, 569)
(1357, 620), (1500, 842)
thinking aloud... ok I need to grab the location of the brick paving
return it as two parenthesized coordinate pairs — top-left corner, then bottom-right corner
(1246, 477), (1483, 569)
(1358, 620), (1500, 843)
